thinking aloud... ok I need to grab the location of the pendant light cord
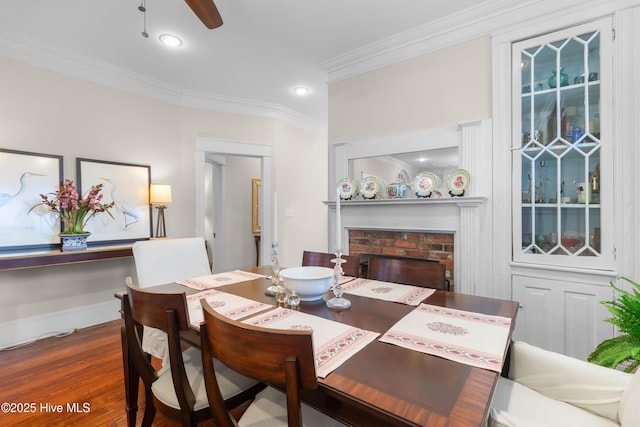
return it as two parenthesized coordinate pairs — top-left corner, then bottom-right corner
(139, 0), (148, 38)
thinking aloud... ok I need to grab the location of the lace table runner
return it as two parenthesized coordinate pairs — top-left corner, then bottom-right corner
(187, 289), (272, 329)
(245, 307), (379, 378)
(380, 303), (512, 372)
(177, 270), (266, 290)
(341, 278), (435, 306)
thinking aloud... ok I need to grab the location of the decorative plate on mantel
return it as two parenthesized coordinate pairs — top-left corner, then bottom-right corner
(337, 178), (359, 200)
(447, 168), (471, 196)
(413, 172), (438, 198)
(361, 176), (383, 199)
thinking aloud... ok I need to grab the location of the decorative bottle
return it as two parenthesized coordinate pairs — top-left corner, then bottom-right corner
(548, 67), (568, 88)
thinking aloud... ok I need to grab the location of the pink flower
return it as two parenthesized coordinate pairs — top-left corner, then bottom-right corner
(30, 179), (114, 233)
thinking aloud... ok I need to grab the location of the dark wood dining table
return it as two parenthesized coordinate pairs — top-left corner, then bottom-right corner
(118, 266), (518, 427)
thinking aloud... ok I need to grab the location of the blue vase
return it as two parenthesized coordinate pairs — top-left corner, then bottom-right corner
(548, 68), (568, 88)
(60, 232), (91, 252)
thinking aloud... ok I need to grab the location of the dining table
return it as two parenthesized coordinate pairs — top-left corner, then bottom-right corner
(117, 265), (518, 427)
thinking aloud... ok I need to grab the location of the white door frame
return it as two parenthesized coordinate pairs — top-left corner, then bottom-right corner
(195, 138), (273, 270)
(205, 155), (225, 272)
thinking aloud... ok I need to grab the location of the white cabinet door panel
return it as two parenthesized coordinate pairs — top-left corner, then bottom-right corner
(512, 274), (613, 360)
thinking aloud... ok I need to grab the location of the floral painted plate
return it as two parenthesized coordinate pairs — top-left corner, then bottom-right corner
(337, 178), (359, 200)
(413, 172), (438, 198)
(447, 168), (471, 196)
(361, 176), (382, 199)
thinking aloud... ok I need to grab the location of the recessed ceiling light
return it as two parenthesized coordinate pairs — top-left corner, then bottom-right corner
(293, 86), (310, 96)
(159, 34), (183, 47)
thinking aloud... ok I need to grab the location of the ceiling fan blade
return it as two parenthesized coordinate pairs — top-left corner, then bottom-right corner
(184, 0), (223, 29)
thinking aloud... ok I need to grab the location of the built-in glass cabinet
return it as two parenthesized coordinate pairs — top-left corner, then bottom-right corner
(512, 19), (613, 270)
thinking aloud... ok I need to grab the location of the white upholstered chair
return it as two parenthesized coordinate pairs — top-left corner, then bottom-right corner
(490, 341), (640, 427)
(132, 237), (212, 362)
(132, 237), (211, 288)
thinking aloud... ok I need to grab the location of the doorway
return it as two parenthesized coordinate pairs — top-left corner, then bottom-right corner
(195, 138), (273, 272)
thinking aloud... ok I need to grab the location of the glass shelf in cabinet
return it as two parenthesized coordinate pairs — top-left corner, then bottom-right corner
(521, 203), (601, 209)
(559, 203), (601, 208)
(520, 81), (599, 98)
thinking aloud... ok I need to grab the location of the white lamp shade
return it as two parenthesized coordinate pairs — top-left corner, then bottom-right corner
(150, 184), (172, 204)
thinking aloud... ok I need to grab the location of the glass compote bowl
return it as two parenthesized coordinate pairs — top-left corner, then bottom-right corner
(326, 252), (351, 310)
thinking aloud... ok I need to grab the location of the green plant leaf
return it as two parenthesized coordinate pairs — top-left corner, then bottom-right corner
(589, 330), (640, 370)
(590, 277), (640, 371)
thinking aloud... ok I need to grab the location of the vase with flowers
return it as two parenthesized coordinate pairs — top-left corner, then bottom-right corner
(30, 179), (115, 251)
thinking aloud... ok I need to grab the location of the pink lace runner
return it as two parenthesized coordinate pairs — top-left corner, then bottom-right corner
(380, 303), (512, 372)
(177, 270), (266, 290)
(187, 289), (272, 329)
(245, 307), (379, 378)
(341, 278), (435, 306)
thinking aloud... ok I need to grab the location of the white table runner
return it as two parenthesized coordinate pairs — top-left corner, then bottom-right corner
(177, 270), (266, 290)
(341, 278), (435, 306)
(244, 307), (379, 378)
(380, 303), (512, 372)
(187, 289), (272, 329)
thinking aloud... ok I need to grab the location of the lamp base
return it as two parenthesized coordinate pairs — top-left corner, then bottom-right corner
(155, 205), (167, 238)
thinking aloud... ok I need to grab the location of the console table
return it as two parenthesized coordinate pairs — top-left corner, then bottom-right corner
(0, 245), (133, 271)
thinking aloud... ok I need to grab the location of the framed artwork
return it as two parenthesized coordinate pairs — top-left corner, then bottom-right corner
(252, 178), (261, 233)
(77, 158), (152, 244)
(0, 148), (63, 251)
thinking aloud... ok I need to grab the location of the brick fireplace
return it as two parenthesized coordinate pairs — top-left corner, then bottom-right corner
(349, 229), (454, 289)
(327, 196), (487, 295)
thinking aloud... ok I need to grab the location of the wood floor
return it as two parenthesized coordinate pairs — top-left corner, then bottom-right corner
(0, 320), (222, 426)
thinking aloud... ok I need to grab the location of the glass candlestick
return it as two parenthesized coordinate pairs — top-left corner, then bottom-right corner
(326, 252), (351, 310)
(266, 242), (280, 296)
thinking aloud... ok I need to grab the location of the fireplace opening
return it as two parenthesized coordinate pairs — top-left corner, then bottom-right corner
(348, 229), (454, 291)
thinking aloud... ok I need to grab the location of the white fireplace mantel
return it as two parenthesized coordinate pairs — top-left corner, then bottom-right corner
(326, 196), (488, 295)
(328, 119), (493, 297)
(324, 197), (487, 208)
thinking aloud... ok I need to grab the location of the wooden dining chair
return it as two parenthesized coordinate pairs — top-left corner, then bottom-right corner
(302, 250), (361, 277)
(200, 300), (346, 427)
(367, 256), (449, 290)
(122, 278), (263, 427)
(131, 237), (213, 375)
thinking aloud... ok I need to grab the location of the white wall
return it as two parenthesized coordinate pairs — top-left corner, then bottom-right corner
(329, 37), (492, 142)
(273, 122), (329, 266)
(0, 56), (327, 347)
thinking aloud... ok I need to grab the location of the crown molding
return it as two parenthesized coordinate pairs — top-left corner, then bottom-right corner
(322, 0), (543, 83)
(0, 30), (327, 136)
(179, 90), (327, 135)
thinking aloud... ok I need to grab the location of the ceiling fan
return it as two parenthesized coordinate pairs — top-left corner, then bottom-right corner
(184, 0), (223, 29)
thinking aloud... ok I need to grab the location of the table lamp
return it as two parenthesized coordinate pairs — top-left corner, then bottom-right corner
(150, 184), (172, 238)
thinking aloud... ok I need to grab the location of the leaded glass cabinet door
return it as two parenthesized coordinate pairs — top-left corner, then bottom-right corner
(512, 19), (614, 270)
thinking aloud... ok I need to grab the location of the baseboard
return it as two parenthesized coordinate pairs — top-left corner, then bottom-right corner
(0, 299), (120, 350)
